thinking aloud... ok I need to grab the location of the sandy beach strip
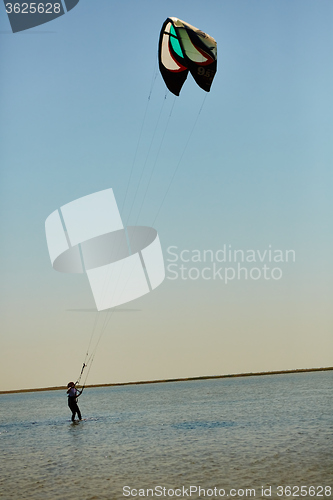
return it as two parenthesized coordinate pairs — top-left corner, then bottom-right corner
(0, 366), (332, 395)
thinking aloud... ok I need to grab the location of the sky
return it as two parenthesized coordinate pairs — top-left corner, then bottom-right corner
(0, 0), (332, 391)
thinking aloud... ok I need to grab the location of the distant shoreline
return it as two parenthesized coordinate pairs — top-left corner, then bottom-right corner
(1, 366), (332, 395)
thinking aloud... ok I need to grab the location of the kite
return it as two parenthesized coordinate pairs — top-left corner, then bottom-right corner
(158, 17), (217, 96)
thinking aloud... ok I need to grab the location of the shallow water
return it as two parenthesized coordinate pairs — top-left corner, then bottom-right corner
(0, 372), (332, 500)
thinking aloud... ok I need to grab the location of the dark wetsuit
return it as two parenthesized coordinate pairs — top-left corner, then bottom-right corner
(67, 387), (82, 421)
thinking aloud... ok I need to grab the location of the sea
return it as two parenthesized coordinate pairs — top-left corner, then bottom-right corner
(0, 371), (332, 500)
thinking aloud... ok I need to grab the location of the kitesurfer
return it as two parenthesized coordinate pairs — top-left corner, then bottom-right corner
(67, 382), (82, 422)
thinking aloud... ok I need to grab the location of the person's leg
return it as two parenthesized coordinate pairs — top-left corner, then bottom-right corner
(73, 401), (82, 420)
(68, 399), (76, 421)
(75, 401), (82, 420)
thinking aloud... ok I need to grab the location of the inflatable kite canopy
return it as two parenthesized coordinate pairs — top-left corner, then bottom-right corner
(158, 17), (217, 96)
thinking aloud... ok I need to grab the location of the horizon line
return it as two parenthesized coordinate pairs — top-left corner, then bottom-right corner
(1, 366), (332, 395)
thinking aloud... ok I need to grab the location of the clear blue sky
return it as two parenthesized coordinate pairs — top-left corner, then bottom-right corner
(1, 0), (332, 391)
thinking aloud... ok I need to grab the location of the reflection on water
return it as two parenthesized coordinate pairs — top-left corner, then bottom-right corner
(0, 372), (332, 499)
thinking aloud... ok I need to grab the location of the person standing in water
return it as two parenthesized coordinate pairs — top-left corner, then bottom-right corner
(67, 382), (82, 422)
